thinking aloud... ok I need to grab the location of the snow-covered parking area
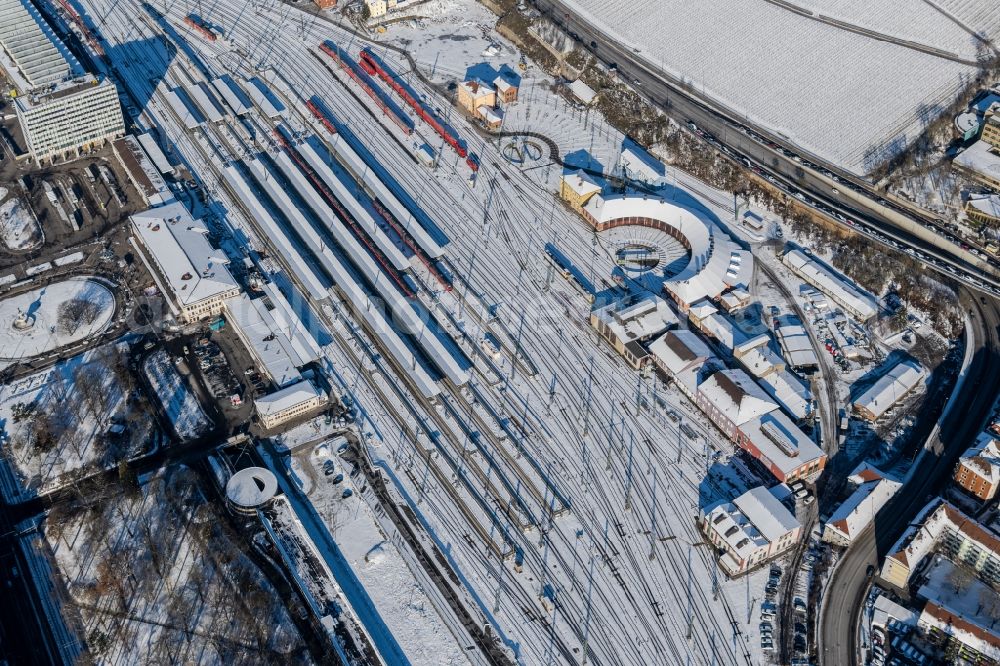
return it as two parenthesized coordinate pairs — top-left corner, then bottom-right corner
(0, 194), (43, 251)
(0, 277), (115, 363)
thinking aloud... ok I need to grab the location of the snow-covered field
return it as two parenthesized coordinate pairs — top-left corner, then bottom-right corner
(561, 0), (981, 174)
(142, 350), (211, 440)
(0, 277), (115, 363)
(0, 343), (156, 502)
(46, 468), (308, 664)
(0, 195), (43, 251)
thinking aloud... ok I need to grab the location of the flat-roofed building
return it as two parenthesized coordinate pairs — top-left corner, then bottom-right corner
(701, 485), (801, 576)
(255, 379), (328, 430)
(738, 410), (826, 483)
(130, 202), (241, 323)
(783, 249), (878, 321)
(954, 432), (1000, 502)
(852, 358), (926, 421)
(589, 295), (678, 369)
(224, 284), (321, 388)
(954, 140), (1000, 192)
(983, 114), (1000, 149)
(112, 136), (171, 206)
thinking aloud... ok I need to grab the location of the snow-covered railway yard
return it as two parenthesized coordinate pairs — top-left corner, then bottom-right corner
(69, 0), (839, 663)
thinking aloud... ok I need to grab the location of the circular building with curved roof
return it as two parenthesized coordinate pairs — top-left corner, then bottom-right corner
(225, 467), (278, 514)
(582, 192), (754, 309)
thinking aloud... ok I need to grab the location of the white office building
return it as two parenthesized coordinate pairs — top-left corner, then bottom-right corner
(0, 0), (124, 162)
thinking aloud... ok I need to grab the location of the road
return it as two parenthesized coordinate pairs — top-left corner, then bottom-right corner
(529, 0), (1000, 294)
(819, 294), (1000, 666)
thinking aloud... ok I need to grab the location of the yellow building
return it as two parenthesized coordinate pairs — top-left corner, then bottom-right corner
(457, 80), (496, 116)
(255, 380), (328, 430)
(965, 194), (1000, 227)
(983, 115), (1000, 150)
(559, 169), (602, 212)
(365, 0), (386, 18)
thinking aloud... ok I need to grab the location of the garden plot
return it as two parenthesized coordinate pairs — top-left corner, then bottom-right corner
(0, 277), (116, 363)
(0, 343), (157, 502)
(45, 467), (308, 664)
(143, 350), (212, 440)
(561, 0), (979, 174)
(0, 195), (43, 251)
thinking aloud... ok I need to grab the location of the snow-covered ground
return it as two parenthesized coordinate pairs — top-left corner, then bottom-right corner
(559, 0), (981, 174)
(291, 440), (472, 664)
(0, 195), (43, 251)
(0, 342), (157, 502)
(142, 350), (211, 440)
(0, 277), (115, 363)
(46, 468), (308, 664)
(74, 0), (952, 662)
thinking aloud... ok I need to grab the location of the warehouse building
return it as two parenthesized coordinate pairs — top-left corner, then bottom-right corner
(852, 358), (926, 421)
(0, 0), (124, 162)
(130, 202), (241, 323)
(783, 249), (878, 321)
(701, 485), (801, 576)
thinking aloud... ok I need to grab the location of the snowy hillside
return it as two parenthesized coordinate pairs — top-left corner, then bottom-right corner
(563, 0), (985, 174)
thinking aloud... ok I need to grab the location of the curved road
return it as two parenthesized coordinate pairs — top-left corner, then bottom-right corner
(819, 294), (1000, 665)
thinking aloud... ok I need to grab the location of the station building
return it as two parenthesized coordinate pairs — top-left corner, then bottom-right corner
(457, 79), (496, 115)
(129, 202), (241, 324)
(701, 485), (801, 576)
(254, 379), (328, 430)
(0, 0), (124, 163)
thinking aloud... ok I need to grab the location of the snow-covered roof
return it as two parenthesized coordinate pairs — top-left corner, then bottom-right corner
(136, 133), (174, 176)
(130, 202), (238, 307)
(687, 300), (718, 321)
(718, 287), (751, 311)
(760, 369), (811, 420)
(225, 290), (317, 388)
(886, 499), (1000, 576)
(461, 79), (495, 99)
(783, 249), (877, 320)
(698, 368), (777, 426)
(477, 104), (504, 124)
(619, 145), (665, 182)
(740, 410), (825, 478)
(493, 76), (516, 93)
(967, 193), (1000, 220)
(958, 432), (1000, 487)
(954, 140), (1000, 183)
(648, 329), (715, 375)
(584, 193), (753, 307)
(113, 136), (171, 206)
(824, 466), (901, 542)
(562, 169), (602, 197)
(225, 466), (278, 508)
(872, 595), (918, 630)
(734, 333), (769, 357)
(853, 359), (925, 420)
(699, 313), (743, 350)
(739, 345), (783, 378)
(733, 486), (800, 542)
(254, 379), (324, 417)
(0, 0), (74, 90)
(592, 295), (678, 345)
(919, 602), (1000, 662)
(568, 79), (597, 104)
